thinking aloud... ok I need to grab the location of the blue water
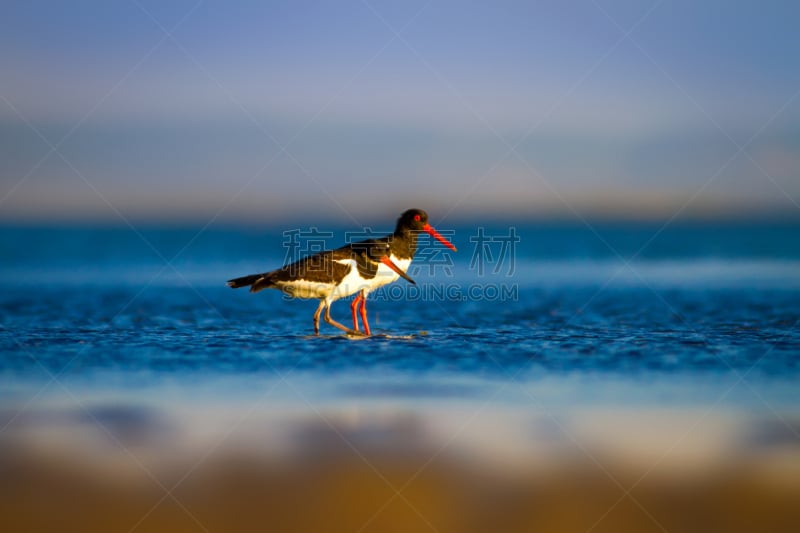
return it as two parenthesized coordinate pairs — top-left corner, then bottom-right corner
(1, 221), (799, 408)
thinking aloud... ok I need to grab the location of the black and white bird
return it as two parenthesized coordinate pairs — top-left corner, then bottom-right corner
(227, 209), (457, 336)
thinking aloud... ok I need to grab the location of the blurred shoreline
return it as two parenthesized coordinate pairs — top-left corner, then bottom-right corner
(2, 402), (798, 533)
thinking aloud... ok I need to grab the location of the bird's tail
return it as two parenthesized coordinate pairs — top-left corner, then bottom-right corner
(226, 273), (273, 293)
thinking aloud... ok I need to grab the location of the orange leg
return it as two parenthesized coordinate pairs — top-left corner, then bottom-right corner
(359, 292), (371, 336)
(350, 293), (362, 332)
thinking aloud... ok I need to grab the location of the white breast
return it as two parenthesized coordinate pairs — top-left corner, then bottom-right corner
(274, 259), (369, 301)
(368, 255), (412, 291)
(329, 259), (370, 301)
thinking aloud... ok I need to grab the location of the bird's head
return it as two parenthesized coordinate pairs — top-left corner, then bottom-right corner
(395, 209), (457, 251)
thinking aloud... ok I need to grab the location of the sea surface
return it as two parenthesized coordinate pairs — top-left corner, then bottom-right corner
(2, 221), (800, 532)
(1, 221), (798, 403)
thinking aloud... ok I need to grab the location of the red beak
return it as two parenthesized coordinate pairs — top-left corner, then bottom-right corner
(422, 223), (457, 251)
(380, 256), (416, 285)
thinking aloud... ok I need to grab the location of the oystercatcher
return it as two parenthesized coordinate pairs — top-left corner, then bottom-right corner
(227, 209), (457, 336)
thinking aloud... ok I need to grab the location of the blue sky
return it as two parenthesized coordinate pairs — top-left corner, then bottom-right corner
(1, 0), (799, 223)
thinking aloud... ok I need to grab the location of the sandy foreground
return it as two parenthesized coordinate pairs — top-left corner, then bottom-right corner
(1, 402), (798, 533)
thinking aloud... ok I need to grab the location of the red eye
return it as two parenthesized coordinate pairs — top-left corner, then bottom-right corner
(413, 214), (421, 221)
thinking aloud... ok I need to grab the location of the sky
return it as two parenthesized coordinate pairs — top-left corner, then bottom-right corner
(1, 0), (799, 224)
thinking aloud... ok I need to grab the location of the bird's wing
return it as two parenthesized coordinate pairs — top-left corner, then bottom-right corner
(268, 249), (353, 284)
